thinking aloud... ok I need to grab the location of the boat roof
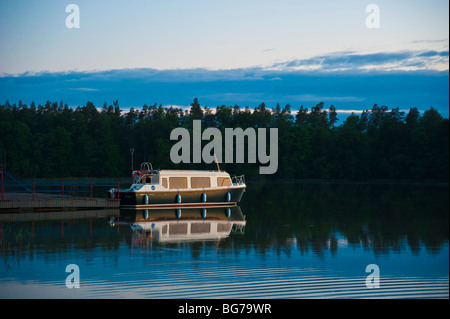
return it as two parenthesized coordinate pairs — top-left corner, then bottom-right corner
(158, 170), (230, 176)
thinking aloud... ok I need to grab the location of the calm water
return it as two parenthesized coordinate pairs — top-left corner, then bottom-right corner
(0, 182), (448, 299)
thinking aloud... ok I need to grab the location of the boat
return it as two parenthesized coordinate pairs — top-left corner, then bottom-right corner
(108, 162), (246, 208)
(112, 206), (246, 244)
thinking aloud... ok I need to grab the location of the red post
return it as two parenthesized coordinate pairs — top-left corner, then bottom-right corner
(117, 183), (120, 199)
(90, 183), (93, 199)
(32, 182), (35, 200)
(62, 182), (64, 199)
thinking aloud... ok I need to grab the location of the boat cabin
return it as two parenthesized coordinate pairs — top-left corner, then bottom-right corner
(132, 162), (242, 190)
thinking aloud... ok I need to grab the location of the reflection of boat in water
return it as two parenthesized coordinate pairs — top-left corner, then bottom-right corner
(107, 162), (246, 208)
(112, 205), (246, 244)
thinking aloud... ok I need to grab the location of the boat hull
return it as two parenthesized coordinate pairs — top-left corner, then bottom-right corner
(111, 185), (246, 208)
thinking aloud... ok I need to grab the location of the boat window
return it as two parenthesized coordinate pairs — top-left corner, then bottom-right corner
(191, 223), (211, 234)
(191, 177), (211, 188)
(162, 178), (168, 188)
(217, 223), (232, 233)
(150, 175), (159, 184)
(217, 177), (232, 187)
(169, 177), (187, 189)
(169, 223), (187, 235)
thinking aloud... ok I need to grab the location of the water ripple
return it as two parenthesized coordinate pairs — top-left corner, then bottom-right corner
(75, 266), (449, 299)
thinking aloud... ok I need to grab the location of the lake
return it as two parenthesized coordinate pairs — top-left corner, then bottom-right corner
(0, 181), (448, 299)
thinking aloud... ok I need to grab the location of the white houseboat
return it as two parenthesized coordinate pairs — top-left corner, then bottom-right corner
(113, 206), (246, 244)
(108, 162), (246, 208)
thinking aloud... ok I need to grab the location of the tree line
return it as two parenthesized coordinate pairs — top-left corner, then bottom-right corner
(0, 98), (448, 181)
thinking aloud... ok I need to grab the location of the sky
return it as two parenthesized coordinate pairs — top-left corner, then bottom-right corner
(0, 0), (448, 118)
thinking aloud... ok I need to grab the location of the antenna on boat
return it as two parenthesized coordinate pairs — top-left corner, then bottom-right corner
(214, 153), (221, 172)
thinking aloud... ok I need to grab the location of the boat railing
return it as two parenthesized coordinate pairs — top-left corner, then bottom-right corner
(140, 162), (153, 171)
(133, 162), (159, 184)
(137, 171), (159, 184)
(232, 222), (246, 234)
(231, 175), (245, 185)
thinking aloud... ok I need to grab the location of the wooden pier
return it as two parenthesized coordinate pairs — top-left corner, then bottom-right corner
(0, 192), (120, 213)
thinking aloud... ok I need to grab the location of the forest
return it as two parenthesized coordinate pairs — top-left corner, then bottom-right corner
(0, 98), (448, 181)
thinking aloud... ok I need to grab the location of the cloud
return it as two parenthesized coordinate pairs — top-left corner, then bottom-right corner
(268, 50), (449, 72)
(70, 87), (98, 92)
(411, 39), (449, 44)
(0, 49), (448, 120)
(284, 94), (365, 103)
(1, 49), (447, 81)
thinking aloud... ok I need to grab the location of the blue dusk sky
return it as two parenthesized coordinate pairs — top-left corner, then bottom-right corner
(0, 0), (448, 118)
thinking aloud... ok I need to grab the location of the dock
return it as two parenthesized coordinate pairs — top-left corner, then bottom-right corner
(0, 208), (120, 222)
(0, 192), (120, 213)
